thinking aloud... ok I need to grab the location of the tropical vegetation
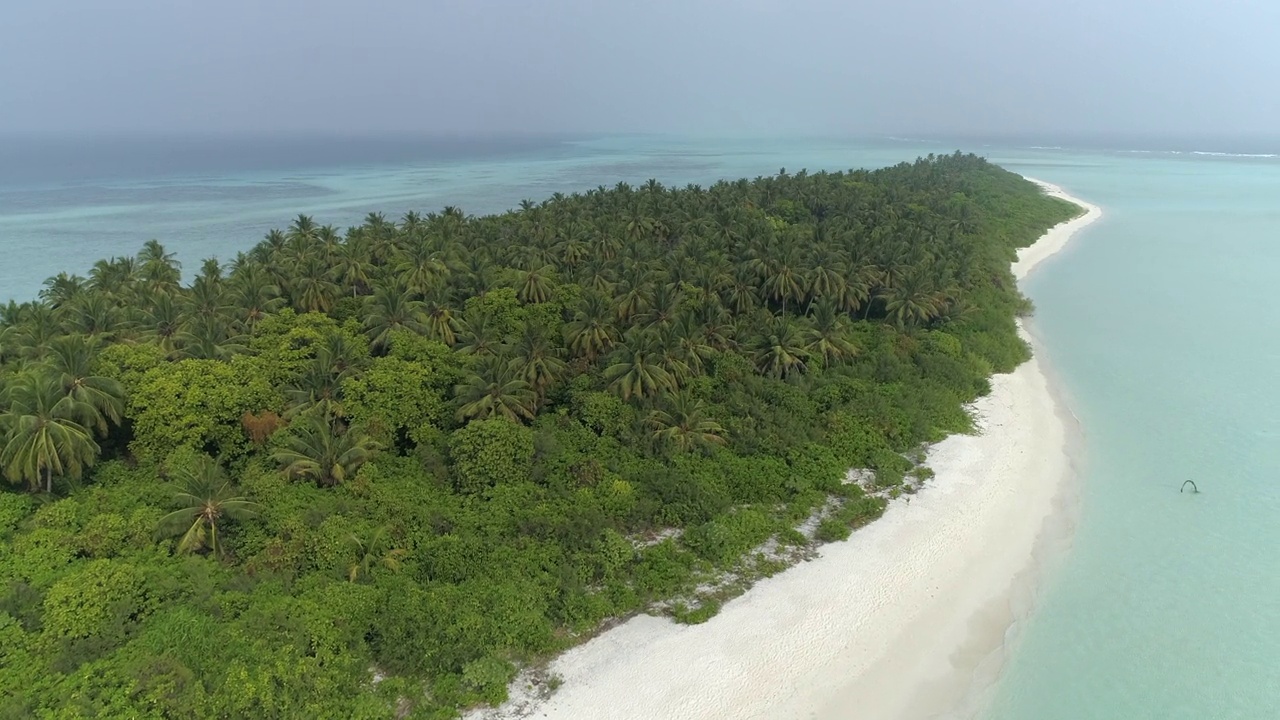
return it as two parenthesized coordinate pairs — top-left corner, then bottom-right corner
(0, 154), (1077, 718)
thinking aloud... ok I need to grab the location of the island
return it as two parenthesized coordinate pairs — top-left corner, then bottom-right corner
(0, 153), (1079, 718)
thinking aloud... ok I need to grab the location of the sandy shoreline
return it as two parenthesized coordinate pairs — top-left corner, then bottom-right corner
(475, 180), (1101, 720)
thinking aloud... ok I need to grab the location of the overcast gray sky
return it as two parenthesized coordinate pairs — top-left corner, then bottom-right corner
(2, 0), (1278, 138)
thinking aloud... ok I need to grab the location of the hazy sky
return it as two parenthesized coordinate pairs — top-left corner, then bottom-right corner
(2, 0), (1278, 138)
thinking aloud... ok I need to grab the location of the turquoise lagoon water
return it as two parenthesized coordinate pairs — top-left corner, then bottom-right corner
(2, 135), (1278, 718)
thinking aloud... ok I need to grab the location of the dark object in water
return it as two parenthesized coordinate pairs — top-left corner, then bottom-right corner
(1180, 480), (1199, 493)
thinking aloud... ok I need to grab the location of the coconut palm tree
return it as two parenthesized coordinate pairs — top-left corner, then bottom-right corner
(648, 394), (728, 452)
(178, 315), (247, 361)
(228, 265), (284, 332)
(803, 299), (858, 367)
(138, 239), (182, 293)
(363, 281), (427, 354)
(335, 238), (375, 297)
(514, 264), (556, 304)
(272, 416), (379, 487)
(141, 291), (187, 355)
(603, 331), (675, 401)
(423, 292), (460, 346)
(881, 270), (944, 328)
(0, 373), (99, 493)
(455, 358), (537, 423)
(565, 292), (618, 363)
(290, 255), (339, 314)
(750, 314), (809, 379)
(456, 311), (504, 358)
(41, 335), (125, 436)
(511, 323), (566, 401)
(156, 456), (260, 557)
(39, 273), (87, 309)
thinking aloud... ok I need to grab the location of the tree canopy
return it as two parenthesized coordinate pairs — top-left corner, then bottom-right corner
(0, 154), (1078, 717)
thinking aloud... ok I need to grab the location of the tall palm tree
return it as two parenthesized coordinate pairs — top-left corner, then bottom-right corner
(514, 264), (556, 304)
(290, 256), (339, 314)
(156, 456), (260, 557)
(423, 292), (460, 346)
(512, 323), (567, 401)
(750, 314), (809, 379)
(335, 238), (375, 297)
(62, 293), (124, 339)
(228, 265), (284, 332)
(0, 373), (99, 493)
(9, 304), (64, 360)
(271, 416), (379, 487)
(760, 245), (807, 314)
(565, 292), (618, 363)
(456, 310), (504, 358)
(803, 300), (858, 367)
(140, 291), (187, 355)
(138, 239), (182, 294)
(603, 332), (675, 401)
(179, 315), (247, 361)
(40, 273), (87, 309)
(881, 270), (943, 328)
(396, 241), (450, 296)
(363, 281), (427, 354)
(41, 335), (125, 436)
(455, 358), (537, 423)
(648, 394), (728, 452)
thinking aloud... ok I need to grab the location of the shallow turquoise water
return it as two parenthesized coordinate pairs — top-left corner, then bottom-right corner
(980, 153), (1280, 719)
(2, 136), (1278, 718)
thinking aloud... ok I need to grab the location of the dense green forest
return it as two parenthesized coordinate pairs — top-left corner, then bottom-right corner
(0, 154), (1076, 718)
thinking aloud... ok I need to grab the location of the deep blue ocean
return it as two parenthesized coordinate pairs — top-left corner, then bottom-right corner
(2, 134), (1278, 718)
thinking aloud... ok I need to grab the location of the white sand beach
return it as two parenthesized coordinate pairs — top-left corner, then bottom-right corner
(478, 180), (1102, 720)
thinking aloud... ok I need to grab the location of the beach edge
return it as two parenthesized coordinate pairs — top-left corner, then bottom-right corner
(469, 179), (1103, 720)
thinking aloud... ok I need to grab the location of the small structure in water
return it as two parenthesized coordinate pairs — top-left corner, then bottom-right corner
(1180, 480), (1199, 494)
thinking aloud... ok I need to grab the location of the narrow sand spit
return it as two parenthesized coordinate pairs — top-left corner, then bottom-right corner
(474, 180), (1101, 720)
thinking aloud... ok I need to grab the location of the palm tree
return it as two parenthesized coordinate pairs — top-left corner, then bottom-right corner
(637, 282), (682, 330)
(335, 239), (375, 297)
(397, 242), (449, 296)
(760, 245), (807, 314)
(456, 311), (504, 358)
(8, 304), (63, 360)
(346, 526), (406, 583)
(423, 293), (460, 346)
(138, 239), (182, 293)
(512, 323), (567, 401)
(603, 332), (675, 401)
(178, 315), (246, 360)
(455, 358), (537, 423)
(62, 293), (124, 339)
(41, 335), (125, 435)
(648, 394), (728, 452)
(156, 456), (260, 557)
(750, 314), (809, 378)
(363, 281), (427, 353)
(139, 290), (187, 356)
(881, 270), (944, 328)
(228, 265), (284, 332)
(0, 373), (99, 493)
(40, 273), (87, 308)
(88, 257), (139, 297)
(290, 256), (339, 314)
(285, 359), (343, 420)
(565, 292), (618, 363)
(514, 264), (556, 304)
(673, 312), (716, 376)
(803, 300), (858, 367)
(272, 416), (379, 487)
